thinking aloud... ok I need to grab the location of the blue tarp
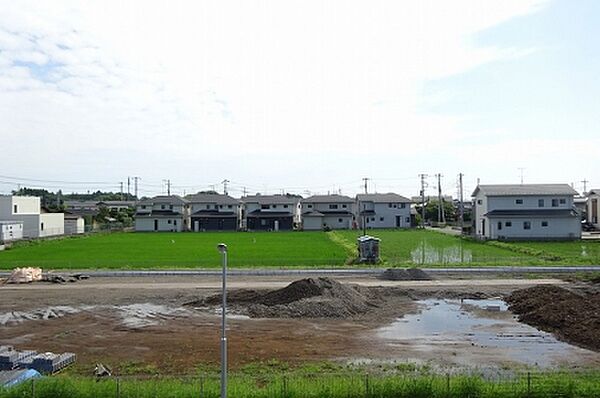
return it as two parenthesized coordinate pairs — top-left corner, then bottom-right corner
(0, 369), (42, 388)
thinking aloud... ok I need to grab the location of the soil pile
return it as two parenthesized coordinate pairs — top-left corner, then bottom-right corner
(506, 285), (600, 351)
(380, 268), (432, 281)
(200, 278), (379, 319)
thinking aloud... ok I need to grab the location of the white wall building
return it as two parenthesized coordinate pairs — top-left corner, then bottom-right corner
(134, 195), (190, 232)
(64, 214), (85, 235)
(301, 195), (355, 230)
(356, 193), (412, 229)
(0, 220), (24, 242)
(472, 184), (580, 240)
(0, 196), (64, 238)
(587, 189), (600, 229)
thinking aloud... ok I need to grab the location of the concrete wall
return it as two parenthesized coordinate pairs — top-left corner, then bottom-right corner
(39, 213), (65, 237)
(0, 222), (23, 242)
(135, 217), (184, 232)
(488, 195), (573, 210)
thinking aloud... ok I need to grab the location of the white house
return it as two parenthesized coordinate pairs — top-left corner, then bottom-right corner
(187, 193), (240, 231)
(472, 184), (580, 240)
(0, 220), (24, 242)
(134, 195), (190, 232)
(356, 193), (412, 229)
(301, 195), (355, 230)
(242, 194), (301, 231)
(0, 196), (64, 238)
(587, 189), (600, 229)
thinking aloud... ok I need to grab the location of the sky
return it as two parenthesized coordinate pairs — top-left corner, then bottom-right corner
(0, 0), (598, 198)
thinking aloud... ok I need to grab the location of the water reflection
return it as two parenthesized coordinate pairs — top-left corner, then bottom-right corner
(411, 241), (472, 264)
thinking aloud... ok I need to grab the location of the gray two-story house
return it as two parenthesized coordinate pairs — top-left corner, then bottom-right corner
(301, 194), (355, 230)
(242, 194), (300, 231)
(356, 193), (412, 229)
(472, 184), (580, 240)
(134, 195), (190, 232)
(187, 193), (240, 231)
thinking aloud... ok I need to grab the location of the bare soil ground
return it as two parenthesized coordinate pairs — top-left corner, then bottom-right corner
(507, 284), (600, 351)
(1, 275), (598, 374)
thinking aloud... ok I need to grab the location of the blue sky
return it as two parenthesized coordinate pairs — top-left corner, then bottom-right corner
(0, 0), (597, 197)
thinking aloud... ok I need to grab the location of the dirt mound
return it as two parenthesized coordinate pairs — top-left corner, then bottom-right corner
(506, 285), (600, 351)
(380, 268), (432, 281)
(199, 278), (380, 319)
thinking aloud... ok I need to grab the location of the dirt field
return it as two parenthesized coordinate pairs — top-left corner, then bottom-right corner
(1, 274), (599, 374)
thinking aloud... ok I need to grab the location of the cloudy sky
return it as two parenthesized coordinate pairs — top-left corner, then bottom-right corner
(0, 0), (598, 198)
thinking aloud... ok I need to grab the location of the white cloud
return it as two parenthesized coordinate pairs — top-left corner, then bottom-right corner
(0, 0), (553, 195)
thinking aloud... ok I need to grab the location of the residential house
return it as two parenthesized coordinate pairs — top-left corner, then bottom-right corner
(301, 195), (355, 230)
(63, 200), (100, 217)
(587, 189), (600, 229)
(134, 195), (190, 232)
(0, 196), (64, 238)
(472, 184), (580, 240)
(98, 200), (136, 212)
(187, 193), (240, 231)
(356, 193), (412, 229)
(0, 220), (24, 242)
(242, 194), (301, 231)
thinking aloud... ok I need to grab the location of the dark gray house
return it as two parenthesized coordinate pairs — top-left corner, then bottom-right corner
(242, 194), (300, 231)
(187, 193), (240, 231)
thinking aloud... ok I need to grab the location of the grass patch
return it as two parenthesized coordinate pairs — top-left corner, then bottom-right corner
(2, 371), (600, 398)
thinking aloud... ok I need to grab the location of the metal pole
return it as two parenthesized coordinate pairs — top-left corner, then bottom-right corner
(217, 243), (228, 398)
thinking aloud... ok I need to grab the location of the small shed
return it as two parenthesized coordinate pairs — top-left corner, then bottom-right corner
(357, 235), (381, 263)
(0, 221), (24, 243)
(64, 214), (85, 235)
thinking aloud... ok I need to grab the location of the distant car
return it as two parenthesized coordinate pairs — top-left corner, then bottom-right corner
(582, 221), (596, 232)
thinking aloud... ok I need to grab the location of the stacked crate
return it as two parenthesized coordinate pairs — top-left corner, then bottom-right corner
(0, 346), (36, 371)
(30, 353), (76, 374)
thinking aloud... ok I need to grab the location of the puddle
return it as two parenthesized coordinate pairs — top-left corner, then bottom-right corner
(411, 242), (473, 264)
(377, 299), (589, 367)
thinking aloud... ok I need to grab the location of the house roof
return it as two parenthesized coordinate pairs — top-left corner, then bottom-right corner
(187, 193), (239, 205)
(63, 200), (99, 208)
(484, 209), (578, 218)
(472, 184), (578, 197)
(191, 210), (237, 218)
(242, 194), (301, 205)
(247, 210), (294, 217)
(588, 189), (600, 196)
(357, 193), (411, 203)
(135, 210), (183, 217)
(301, 194), (354, 204)
(149, 195), (189, 205)
(98, 200), (136, 207)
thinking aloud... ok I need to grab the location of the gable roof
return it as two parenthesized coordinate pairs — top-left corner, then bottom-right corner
(147, 195), (189, 205)
(186, 193), (239, 205)
(357, 193), (411, 203)
(242, 194), (301, 205)
(472, 184), (578, 197)
(301, 194), (354, 204)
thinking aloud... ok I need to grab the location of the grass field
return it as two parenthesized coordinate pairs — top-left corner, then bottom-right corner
(1, 229), (599, 270)
(2, 371), (600, 398)
(0, 232), (348, 269)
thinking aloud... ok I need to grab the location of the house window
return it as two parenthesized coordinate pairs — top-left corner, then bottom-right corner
(228, 205), (232, 209)
(538, 199), (544, 207)
(161, 205), (166, 209)
(13, 205), (18, 213)
(169, 205), (173, 210)
(477, 200), (482, 205)
(261, 204), (270, 210)
(307, 204), (313, 208)
(283, 204), (288, 208)
(206, 205), (211, 209)
(380, 217), (384, 222)
(366, 218), (369, 223)
(219, 205), (223, 209)
(406, 217), (410, 223)
(272, 205), (277, 209)
(559, 198), (566, 204)
(329, 204), (338, 209)
(505, 221), (512, 227)
(515, 199), (523, 205)
(400, 203), (406, 209)
(141, 205), (146, 209)
(552, 199), (559, 207)
(541, 221), (548, 227)
(498, 222), (502, 230)
(41, 222), (44, 231)
(371, 217), (375, 221)
(338, 218), (343, 223)
(523, 221), (531, 230)
(342, 204), (347, 208)
(261, 219), (266, 226)
(388, 203), (393, 208)
(168, 220), (172, 224)
(174, 220), (177, 225)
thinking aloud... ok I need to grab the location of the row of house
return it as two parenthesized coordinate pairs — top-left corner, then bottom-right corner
(134, 193), (413, 232)
(0, 196), (85, 243)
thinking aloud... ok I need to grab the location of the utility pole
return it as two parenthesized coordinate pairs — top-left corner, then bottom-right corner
(518, 168), (525, 185)
(582, 179), (589, 193)
(435, 173), (445, 223)
(242, 187), (247, 196)
(222, 179), (230, 196)
(163, 180), (171, 196)
(132, 177), (140, 200)
(119, 182), (124, 201)
(217, 243), (228, 398)
(127, 177), (131, 201)
(362, 177), (370, 194)
(419, 174), (428, 228)
(458, 173), (465, 233)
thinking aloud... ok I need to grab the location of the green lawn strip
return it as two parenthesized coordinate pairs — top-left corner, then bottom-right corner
(325, 231), (356, 263)
(3, 370), (600, 398)
(0, 231), (348, 270)
(498, 240), (600, 265)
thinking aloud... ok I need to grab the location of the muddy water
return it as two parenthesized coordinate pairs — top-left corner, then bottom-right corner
(411, 242), (473, 264)
(375, 299), (600, 367)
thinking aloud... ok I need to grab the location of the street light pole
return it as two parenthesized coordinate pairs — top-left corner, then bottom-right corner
(217, 243), (228, 398)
